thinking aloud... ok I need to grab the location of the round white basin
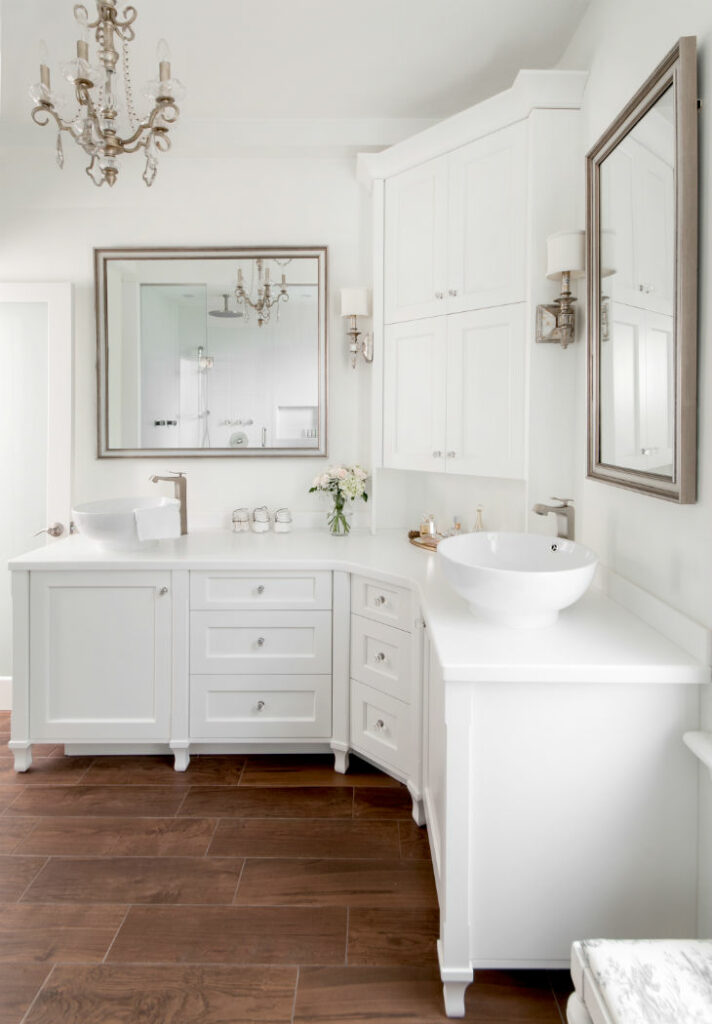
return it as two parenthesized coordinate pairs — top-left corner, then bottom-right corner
(72, 496), (180, 551)
(438, 531), (598, 628)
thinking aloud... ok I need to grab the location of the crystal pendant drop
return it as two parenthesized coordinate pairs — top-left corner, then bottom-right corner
(56, 132), (64, 168)
(142, 154), (158, 187)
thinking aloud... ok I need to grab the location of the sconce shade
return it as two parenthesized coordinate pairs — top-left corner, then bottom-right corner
(546, 230), (585, 280)
(340, 287), (370, 318)
(600, 229), (616, 278)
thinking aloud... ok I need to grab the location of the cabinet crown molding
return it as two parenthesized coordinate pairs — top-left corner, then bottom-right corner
(357, 69), (588, 188)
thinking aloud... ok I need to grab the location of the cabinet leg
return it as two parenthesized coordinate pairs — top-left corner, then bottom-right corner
(170, 742), (190, 772)
(442, 981), (469, 1018)
(9, 741), (33, 773)
(566, 992), (593, 1024)
(411, 795), (425, 827)
(332, 749), (349, 774)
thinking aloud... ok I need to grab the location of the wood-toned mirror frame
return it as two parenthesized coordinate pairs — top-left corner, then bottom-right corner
(95, 245), (328, 459)
(586, 37), (698, 502)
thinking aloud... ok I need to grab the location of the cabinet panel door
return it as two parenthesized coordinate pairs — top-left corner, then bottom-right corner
(384, 157), (448, 324)
(30, 571), (172, 740)
(190, 674), (332, 739)
(447, 122), (527, 313)
(190, 610), (332, 675)
(383, 318), (447, 472)
(445, 306), (526, 479)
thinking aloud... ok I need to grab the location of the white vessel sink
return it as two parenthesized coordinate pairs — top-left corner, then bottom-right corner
(438, 531), (598, 628)
(72, 497), (181, 551)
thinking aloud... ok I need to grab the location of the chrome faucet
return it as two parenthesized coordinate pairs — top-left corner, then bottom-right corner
(150, 471), (187, 535)
(532, 497), (574, 540)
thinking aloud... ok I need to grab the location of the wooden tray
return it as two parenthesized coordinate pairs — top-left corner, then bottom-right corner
(408, 530), (442, 552)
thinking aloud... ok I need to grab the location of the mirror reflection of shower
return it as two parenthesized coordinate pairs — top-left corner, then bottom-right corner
(197, 345), (213, 448)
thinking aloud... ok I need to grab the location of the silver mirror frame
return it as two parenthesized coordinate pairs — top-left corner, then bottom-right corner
(586, 37), (698, 503)
(95, 245), (328, 458)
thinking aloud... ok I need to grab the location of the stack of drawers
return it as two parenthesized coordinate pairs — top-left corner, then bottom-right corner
(349, 574), (415, 776)
(189, 570), (333, 739)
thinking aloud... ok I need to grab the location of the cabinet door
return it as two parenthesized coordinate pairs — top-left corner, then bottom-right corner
(447, 122), (527, 313)
(445, 306), (526, 478)
(29, 571), (172, 740)
(383, 318), (447, 472)
(384, 156), (448, 324)
(634, 141), (675, 316)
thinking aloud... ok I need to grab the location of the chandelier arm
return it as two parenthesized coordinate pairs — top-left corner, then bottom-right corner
(31, 104), (68, 131)
(114, 6), (138, 36)
(73, 4), (100, 30)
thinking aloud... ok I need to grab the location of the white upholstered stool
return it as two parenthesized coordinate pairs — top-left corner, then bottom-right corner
(567, 939), (712, 1024)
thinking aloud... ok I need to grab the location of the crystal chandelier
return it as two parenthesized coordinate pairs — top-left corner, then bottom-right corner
(235, 259), (290, 328)
(29, 1), (184, 187)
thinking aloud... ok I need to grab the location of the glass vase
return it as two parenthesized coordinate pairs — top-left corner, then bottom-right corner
(327, 497), (351, 536)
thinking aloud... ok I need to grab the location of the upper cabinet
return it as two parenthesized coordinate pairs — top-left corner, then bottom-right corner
(384, 122), (527, 325)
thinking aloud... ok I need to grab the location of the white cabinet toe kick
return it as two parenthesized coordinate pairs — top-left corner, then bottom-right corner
(9, 548), (706, 1018)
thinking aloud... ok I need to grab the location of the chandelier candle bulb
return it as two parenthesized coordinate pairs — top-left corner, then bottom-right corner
(157, 39), (171, 82)
(39, 40), (50, 87)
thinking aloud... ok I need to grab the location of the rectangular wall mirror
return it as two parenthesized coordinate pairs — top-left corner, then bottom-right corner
(95, 246), (327, 458)
(586, 37), (698, 502)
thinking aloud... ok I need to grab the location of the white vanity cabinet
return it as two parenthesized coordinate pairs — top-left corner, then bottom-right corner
(384, 122), (527, 325)
(383, 305), (526, 477)
(26, 570), (172, 744)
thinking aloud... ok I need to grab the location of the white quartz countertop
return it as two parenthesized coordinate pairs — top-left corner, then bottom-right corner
(10, 529), (710, 686)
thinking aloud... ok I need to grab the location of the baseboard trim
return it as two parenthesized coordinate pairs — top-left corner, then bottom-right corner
(0, 677), (11, 711)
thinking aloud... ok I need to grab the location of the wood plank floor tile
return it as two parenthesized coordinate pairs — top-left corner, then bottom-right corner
(0, 963), (52, 1024)
(108, 905), (347, 965)
(0, 856), (46, 901)
(240, 755), (400, 788)
(0, 819), (38, 854)
(398, 821), (431, 860)
(5, 786), (186, 818)
(236, 859), (438, 908)
(0, 787), (20, 813)
(353, 787), (414, 820)
(0, 904), (128, 963)
(82, 755), (246, 787)
(179, 786), (354, 819)
(0, 757), (93, 787)
(294, 967), (563, 1023)
(208, 819), (400, 859)
(22, 857), (243, 905)
(24, 964), (297, 1024)
(16, 817), (217, 857)
(347, 908), (439, 966)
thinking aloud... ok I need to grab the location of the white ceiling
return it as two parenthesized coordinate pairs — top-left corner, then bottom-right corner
(1, 0), (590, 127)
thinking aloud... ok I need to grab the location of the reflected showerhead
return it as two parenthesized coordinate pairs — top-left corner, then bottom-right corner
(209, 293), (242, 319)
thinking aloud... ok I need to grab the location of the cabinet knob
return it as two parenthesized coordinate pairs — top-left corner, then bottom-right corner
(375, 595), (386, 606)
(256, 585), (265, 594)
(257, 637), (265, 647)
(448, 289), (458, 297)
(447, 451), (456, 458)
(376, 652), (386, 662)
(158, 586), (169, 596)
(434, 291), (444, 300)
(375, 719), (385, 730)
(433, 450), (442, 458)
(256, 700), (265, 711)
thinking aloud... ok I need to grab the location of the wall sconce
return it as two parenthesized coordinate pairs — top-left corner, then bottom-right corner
(340, 288), (373, 368)
(599, 229), (617, 343)
(536, 230), (585, 349)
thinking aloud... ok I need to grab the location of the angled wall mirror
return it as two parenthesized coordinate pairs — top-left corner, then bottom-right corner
(95, 246), (328, 458)
(586, 37), (698, 502)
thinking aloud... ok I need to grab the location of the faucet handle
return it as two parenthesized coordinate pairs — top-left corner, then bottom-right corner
(551, 497), (574, 506)
(169, 471), (186, 477)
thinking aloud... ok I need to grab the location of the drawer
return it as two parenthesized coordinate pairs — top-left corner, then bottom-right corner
(190, 571), (332, 610)
(190, 611), (332, 674)
(351, 574), (413, 632)
(191, 675), (332, 739)
(350, 614), (413, 702)
(350, 679), (412, 775)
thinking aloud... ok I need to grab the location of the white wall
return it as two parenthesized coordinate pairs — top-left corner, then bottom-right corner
(559, 0), (712, 937)
(0, 143), (372, 527)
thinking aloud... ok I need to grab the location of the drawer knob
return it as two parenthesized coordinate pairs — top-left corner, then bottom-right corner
(376, 652), (386, 663)
(158, 586), (168, 596)
(257, 637), (265, 647)
(375, 719), (385, 730)
(256, 585), (265, 594)
(375, 595), (386, 606)
(256, 700), (265, 711)
(432, 451), (442, 458)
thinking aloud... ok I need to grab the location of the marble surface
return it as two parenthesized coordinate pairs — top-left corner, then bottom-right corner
(10, 529), (709, 686)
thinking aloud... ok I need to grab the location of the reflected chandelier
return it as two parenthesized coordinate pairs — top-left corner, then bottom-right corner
(235, 259), (290, 328)
(30, 1), (184, 187)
